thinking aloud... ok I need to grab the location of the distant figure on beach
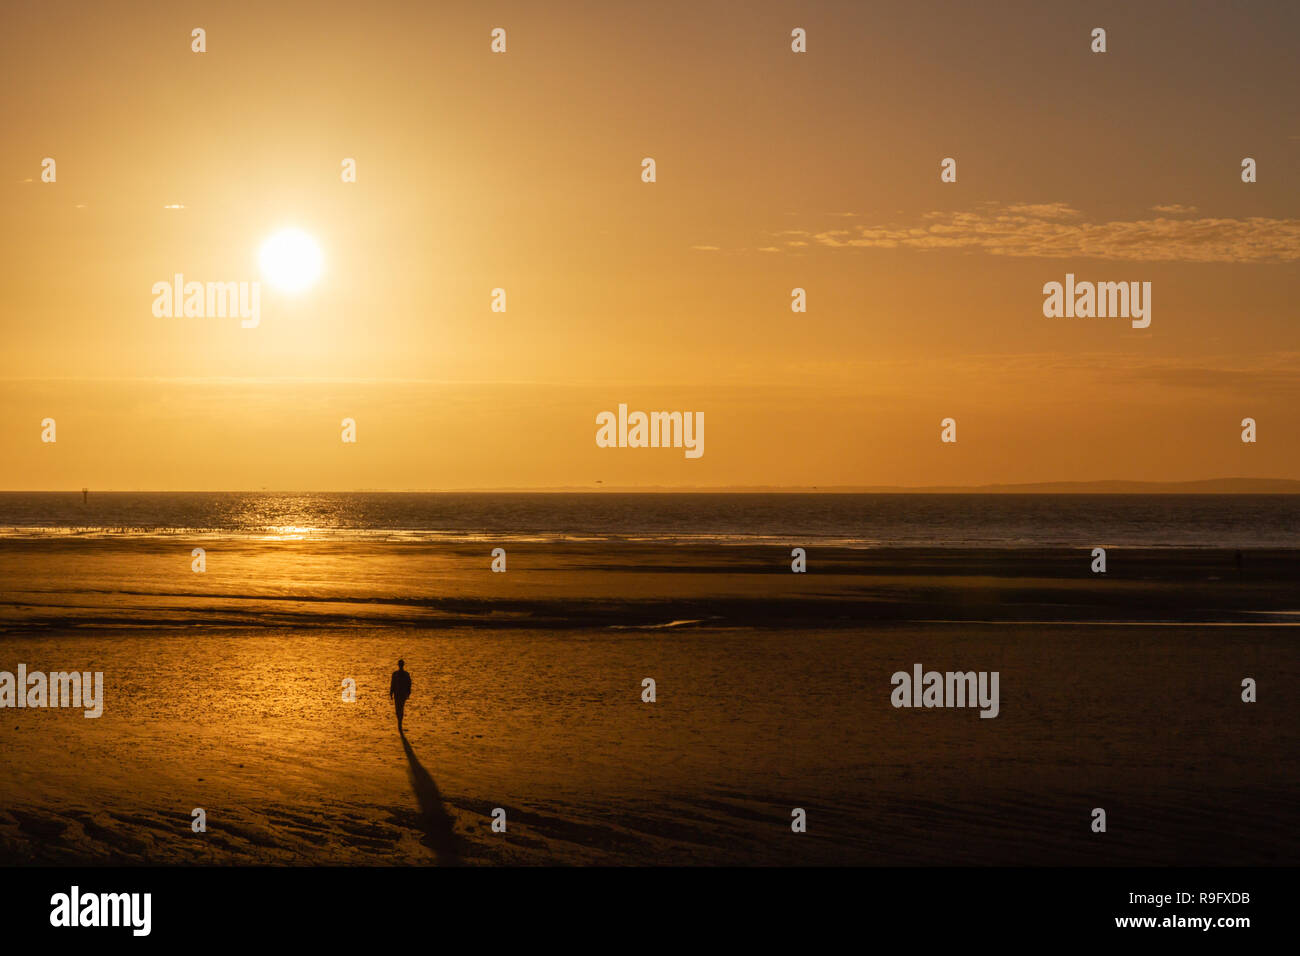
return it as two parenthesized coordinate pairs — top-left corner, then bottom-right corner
(389, 659), (412, 732)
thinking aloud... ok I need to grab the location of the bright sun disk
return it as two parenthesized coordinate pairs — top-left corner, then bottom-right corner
(258, 228), (323, 293)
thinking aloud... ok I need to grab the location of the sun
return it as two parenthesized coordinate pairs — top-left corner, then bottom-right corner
(258, 228), (323, 293)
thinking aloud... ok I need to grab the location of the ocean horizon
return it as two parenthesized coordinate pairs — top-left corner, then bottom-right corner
(0, 490), (1297, 548)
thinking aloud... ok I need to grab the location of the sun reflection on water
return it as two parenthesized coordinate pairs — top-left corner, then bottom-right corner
(260, 525), (317, 540)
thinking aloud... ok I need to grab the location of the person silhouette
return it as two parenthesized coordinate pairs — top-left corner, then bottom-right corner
(389, 659), (412, 732)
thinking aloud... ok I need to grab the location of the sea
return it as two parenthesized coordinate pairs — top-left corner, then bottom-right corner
(0, 492), (1297, 548)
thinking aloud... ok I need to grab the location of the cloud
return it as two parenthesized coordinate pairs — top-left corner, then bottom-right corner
(1150, 203), (1198, 215)
(999, 202), (1082, 219)
(801, 202), (1300, 263)
(690, 244), (720, 251)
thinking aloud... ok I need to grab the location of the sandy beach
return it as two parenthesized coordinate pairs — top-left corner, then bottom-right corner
(2, 538), (1296, 865)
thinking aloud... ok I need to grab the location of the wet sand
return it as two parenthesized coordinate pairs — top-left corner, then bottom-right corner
(1, 539), (1298, 630)
(0, 541), (1296, 865)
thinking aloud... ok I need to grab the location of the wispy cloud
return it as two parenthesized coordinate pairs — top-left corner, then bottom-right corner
(799, 202), (1300, 263)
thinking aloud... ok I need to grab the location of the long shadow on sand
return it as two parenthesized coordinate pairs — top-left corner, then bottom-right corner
(400, 732), (462, 865)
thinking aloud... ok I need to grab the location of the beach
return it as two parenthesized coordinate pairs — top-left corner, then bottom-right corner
(1, 531), (1296, 865)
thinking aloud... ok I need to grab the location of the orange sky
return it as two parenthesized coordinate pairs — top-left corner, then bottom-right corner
(3, 0), (1298, 489)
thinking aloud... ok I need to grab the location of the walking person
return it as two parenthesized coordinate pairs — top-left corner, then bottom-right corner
(389, 659), (412, 733)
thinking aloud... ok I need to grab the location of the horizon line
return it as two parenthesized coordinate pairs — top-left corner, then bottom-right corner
(4, 478), (1300, 495)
